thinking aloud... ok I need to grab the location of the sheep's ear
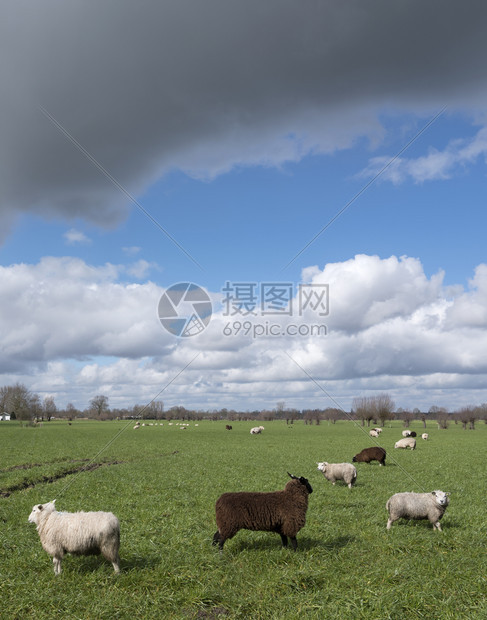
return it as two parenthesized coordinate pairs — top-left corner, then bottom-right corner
(287, 472), (296, 479)
(38, 504), (43, 511)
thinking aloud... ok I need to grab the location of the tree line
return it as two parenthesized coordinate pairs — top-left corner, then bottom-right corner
(1, 383), (487, 428)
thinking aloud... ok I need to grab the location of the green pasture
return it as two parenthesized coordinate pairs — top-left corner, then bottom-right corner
(0, 419), (486, 619)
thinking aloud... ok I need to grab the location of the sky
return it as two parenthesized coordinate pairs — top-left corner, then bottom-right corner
(2, 1), (487, 413)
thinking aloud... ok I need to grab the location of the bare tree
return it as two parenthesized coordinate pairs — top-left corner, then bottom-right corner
(285, 408), (299, 424)
(30, 394), (42, 423)
(43, 396), (57, 421)
(352, 397), (373, 427)
(324, 407), (341, 424)
(457, 406), (478, 430)
(64, 403), (79, 421)
(398, 410), (414, 428)
(374, 394), (395, 427)
(434, 407), (449, 429)
(89, 394), (110, 419)
(260, 409), (275, 422)
(0, 383), (37, 422)
(478, 403), (487, 424)
(353, 394), (393, 427)
(302, 409), (321, 425)
(152, 400), (164, 420)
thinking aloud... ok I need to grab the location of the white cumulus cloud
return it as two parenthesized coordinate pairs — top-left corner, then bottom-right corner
(2, 254), (487, 411)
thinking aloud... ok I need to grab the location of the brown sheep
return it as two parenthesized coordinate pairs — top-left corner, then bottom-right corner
(352, 446), (386, 466)
(212, 474), (313, 552)
(225, 425), (232, 430)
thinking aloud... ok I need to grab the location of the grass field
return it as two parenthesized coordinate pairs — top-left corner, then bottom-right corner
(0, 418), (486, 619)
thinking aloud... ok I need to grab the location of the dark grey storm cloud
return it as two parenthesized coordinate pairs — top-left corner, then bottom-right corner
(2, 0), (487, 237)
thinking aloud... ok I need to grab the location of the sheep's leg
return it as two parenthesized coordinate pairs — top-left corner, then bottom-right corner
(433, 521), (442, 531)
(279, 534), (288, 547)
(101, 541), (121, 573)
(111, 555), (120, 573)
(53, 556), (62, 575)
(290, 537), (298, 551)
(213, 530), (226, 552)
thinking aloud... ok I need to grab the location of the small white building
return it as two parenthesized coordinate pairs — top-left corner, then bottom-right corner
(1, 413), (11, 421)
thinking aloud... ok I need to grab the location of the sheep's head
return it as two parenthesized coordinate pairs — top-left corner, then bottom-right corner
(28, 500), (56, 524)
(316, 462), (328, 473)
(432, 491), (450, 506)
(287, 472), (313, 494)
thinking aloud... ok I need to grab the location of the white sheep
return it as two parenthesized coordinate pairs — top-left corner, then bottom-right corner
(317, 462), (357, 488)
(401, 430), (411, 437)
(369, 429), (379, 438)
(386, 491), (450, 530)
(394, 437), (416, 450)
(372, 427), (382, 434)
(422, 433), (429, 440)
(250, 426), (265, 435)
(28, 500), (120, 574)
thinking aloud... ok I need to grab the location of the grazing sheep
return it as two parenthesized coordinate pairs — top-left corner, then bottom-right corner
(372, 427), (382, 434)
(422, 433), (429, 440)
(28, 500), (120, 575)
(409, 431), (417, 437)
(317, 462), (357, 488)
(369, 429), (379, 438)
(394, 437), (416, 450)
(402, 430), (411, 437)
(250, 426), (265, 435)
(225, 425), (233, 430)
(386, 491), (450, 530)
(212, 473), (313, 552)
(352, 446), (386, 466)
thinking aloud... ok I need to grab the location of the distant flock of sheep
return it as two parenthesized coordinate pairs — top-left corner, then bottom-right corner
(133, 422), (199, 430)
(28, 423), (449, 574)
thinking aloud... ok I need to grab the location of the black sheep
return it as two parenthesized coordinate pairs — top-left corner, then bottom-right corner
(212, 473), (313, 552)
(352, 446), (386, 466)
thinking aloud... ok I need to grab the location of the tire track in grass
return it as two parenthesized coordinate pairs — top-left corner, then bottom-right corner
(0, 460), (123, 498)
